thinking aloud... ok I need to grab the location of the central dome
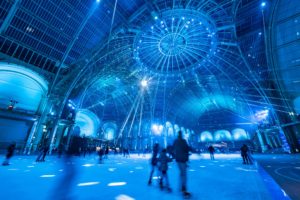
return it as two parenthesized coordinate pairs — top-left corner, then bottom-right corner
(133, 9), (217, 74)
(159, 33), (187, 56)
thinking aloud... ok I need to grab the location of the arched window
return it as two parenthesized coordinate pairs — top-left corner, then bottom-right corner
(0, 63), (48, 113)
(232, 128), (248, 141)
(75, 109), (100, 137)
(200, 131), (213, 142)
(214, 130), (232, 142)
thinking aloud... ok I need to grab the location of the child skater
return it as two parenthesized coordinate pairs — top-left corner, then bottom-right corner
(158, 148), (172, 192)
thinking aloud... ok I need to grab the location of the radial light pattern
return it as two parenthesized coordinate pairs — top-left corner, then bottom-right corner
(133, 9), (217, 74)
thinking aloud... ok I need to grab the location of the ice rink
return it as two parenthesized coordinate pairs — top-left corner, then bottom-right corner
(0, 153), (291, 200)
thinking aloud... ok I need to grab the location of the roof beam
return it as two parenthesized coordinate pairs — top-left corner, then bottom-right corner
(48, 3), (98, 95)
(0, 0), (22, 35)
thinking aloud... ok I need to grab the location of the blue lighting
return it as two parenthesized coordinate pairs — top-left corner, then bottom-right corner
(75, 109), (100, 137)
(232, 128), (248, 141)
(214, 130), (232, 142)
(0, 62), (48, 112)
(151, 124), (163, 135)
(261, 2), (266, 7)
(133, 9), (217, 74)
(200, 131), (213, 142)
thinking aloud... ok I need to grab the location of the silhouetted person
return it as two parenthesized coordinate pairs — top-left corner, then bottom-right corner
(41, 145), (49, 161)
(104, 146), (109, 159)
(2, 142), (16, 166)
(98, 147), (104, 163)
(241, 144), (250, 164)
(123, 148), (130, 158)
(148, 143), (159, 185)
(158, 148), (172, 192)
(208, 145), (215, 160)
(173, 131), (191, 197)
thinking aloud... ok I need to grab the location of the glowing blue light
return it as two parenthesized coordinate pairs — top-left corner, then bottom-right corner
(40, 175), (55, 178)
(154, 16), (158, 20)
(254, 110), (269, 121)
(133, 10), (217, 74)
(261, 2), (266, 7)
(75, 109), (100, 137)
(141, 79), (148, 87)
(151, 124), (163, 135)
(232, 128), (248, 141)
(77, 182), (100, 186)
(200, 131), (213, 142)
(105, 128), (115, 140)
(0, 62), (48, 112)
(108, 182), (127, 186)
(214, 130), (232, 142)
(96, 0), (100, 3)
(115, 194), (135, 200)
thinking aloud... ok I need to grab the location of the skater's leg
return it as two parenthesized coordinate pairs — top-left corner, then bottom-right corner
(148, 165), (155, 184)
(177, 162), (187, 191)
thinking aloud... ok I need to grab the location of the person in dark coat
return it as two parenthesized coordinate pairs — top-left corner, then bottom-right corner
(2, 142), (16, 166)
(158, 148), (172, 191)
(208, 145), (215, 160)
(41, 145), (49, 162)
(241, 144), (250, 164)
(173, 131), (191, 197)
(148, 143), (159, 185)
(98, 147), (105, 163)
(104, 146), (109, 159)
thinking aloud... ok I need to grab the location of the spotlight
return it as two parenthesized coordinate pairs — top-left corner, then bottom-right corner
(141, 79), (148, 88)
(261, 2), (266, 7)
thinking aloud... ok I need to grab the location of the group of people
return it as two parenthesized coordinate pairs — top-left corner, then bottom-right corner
(148, 131), (191, 198)
(207, 144), (253, 164)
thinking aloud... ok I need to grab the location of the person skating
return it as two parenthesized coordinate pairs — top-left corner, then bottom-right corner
(208, 145), (215, 160)
(157, 148), (172, 192)
(104, 145), (109, 159)
(241, 144), (250, 164)
(148, 143), (159, 185)
(98, 147), (105, 164)
(2, 142), (16, 166)
(173, 131), (191, 198)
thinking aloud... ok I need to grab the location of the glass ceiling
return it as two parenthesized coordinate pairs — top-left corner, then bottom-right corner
(0, 0), (289, 132)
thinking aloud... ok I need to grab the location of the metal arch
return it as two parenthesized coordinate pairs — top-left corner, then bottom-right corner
(264, 0), (296, 118)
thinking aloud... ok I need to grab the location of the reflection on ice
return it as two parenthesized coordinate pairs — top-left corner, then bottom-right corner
(108, 182), (127, 186)
(40, 174), (56, 178)
(77, 182), (100, 187)
(115, 194), (135, 200)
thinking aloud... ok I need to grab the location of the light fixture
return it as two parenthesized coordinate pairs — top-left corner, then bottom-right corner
(140, 79), (148, 88)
